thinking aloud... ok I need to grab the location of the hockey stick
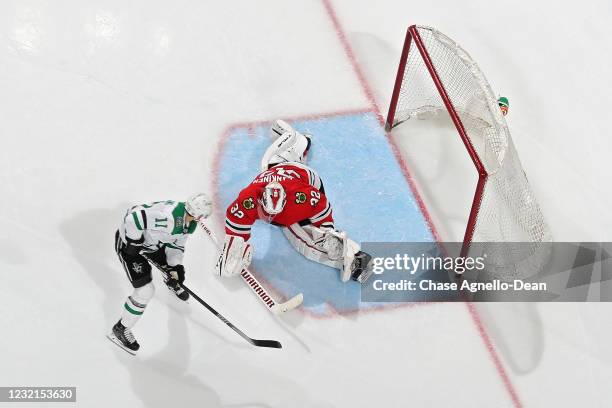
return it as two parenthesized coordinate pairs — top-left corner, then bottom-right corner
(180, 283), (282, 349)
(199, 222), (303, 314)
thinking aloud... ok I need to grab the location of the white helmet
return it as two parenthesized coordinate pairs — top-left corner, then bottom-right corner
(185, 193), (212, 220)
(258, 182), (286, 215)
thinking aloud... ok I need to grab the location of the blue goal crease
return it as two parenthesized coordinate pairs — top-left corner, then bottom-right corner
(217, 112), (434, 314)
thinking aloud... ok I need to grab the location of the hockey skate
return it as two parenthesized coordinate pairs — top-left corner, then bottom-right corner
(350, 251), (374, 284)
(107, 320), (140, 355)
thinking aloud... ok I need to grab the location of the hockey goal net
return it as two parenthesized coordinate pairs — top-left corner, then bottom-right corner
(387, 25), (551, 273)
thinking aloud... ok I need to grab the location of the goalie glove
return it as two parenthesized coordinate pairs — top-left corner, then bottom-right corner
(215, 235), (252, 278)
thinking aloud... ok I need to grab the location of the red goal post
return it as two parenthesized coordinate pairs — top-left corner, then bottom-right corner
(386, 25), (551, 267)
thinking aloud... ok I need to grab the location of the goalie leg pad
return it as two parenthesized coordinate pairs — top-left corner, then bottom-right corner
(283, 224), (366, 283)
(261, 120), (312, 170)
(216, 235), (252, 278)
(340, 237), (362, 282)
(322, 232), (343, 260)
(270, 119), (294, 138)
(282, 224), (343, 269)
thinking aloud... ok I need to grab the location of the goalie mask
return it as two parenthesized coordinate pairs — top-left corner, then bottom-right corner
(259, 181), (286, 215)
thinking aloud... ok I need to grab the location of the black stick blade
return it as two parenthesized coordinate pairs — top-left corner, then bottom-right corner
(252, 339), (283, 349)
(181, 284), (283, 350)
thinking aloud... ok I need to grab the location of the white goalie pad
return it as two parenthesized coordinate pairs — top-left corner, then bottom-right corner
(282, 224), (361, 282)
(216, 235), (252, 278)
(270, 119), (294, 138)
(340, 238), (361, 283)
(260, 120), (311, 171)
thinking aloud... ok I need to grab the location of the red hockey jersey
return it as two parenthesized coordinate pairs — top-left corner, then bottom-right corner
(224, 163), (334, 240)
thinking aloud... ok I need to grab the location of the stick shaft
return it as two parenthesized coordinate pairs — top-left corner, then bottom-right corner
(181, 283), (281, 349)
(200, 222), (290, 311)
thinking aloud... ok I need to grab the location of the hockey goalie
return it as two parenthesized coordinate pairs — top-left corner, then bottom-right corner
(216, 120), (374, 284)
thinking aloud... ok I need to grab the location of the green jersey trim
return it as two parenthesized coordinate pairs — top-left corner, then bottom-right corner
(165, 243), (185, 252)
(132, 212), (143, 231)
(171, 203), (187, 235)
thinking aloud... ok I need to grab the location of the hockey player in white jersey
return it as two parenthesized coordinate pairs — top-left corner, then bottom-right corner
(107, 194), (212, 355)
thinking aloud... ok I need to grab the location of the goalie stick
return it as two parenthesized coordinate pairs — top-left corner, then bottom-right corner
(181, 283), (282, 349)
(199, 222), (303, 314)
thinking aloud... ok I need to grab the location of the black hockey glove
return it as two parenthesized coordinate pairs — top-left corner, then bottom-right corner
(123, 236), (144, 256)
(167, 265), (185, 284)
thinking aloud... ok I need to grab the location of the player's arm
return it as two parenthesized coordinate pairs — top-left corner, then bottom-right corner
(160, 200), (196, 263)
(155, 204), (188, 282)
(164, 235), (186, 273)
(307, 190), (334, 230)
(164, 238), (187, 284)
(122, 207), (147, 255)
(304, 166), (325, 193)
(217, 187), (258, 277)
(224, 187), (258, 241)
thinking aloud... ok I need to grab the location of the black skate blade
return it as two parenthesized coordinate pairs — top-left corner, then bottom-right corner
(106, 334), (137, 356)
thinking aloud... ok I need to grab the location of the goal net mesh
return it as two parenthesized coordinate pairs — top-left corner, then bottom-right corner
(388, 26), (551, 277)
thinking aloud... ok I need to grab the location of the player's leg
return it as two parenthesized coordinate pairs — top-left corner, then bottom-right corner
(108, 231), (154, 354)
(260, 120), (312, 171)
(111, 282), (154, 353)
(282, 224), (373, 283)
(282, 224), (342, 269)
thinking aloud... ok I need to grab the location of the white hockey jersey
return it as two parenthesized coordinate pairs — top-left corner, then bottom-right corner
(119, 200), (198, 267)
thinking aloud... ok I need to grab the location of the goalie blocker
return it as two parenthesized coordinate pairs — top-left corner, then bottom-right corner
(218, 119), (374, 284)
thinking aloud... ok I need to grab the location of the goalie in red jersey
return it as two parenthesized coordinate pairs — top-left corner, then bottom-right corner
(216, 120), (373, 284)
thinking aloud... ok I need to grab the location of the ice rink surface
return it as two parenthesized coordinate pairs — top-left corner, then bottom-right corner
(1, 1), (611, 407)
